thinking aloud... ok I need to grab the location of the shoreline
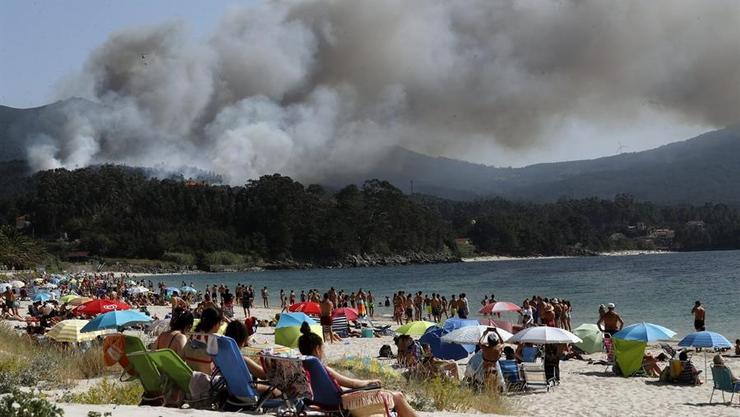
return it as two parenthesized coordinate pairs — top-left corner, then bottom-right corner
(462, 250), (674, 263)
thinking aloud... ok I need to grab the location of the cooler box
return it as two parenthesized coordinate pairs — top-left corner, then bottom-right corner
(361, 328), (374, 338)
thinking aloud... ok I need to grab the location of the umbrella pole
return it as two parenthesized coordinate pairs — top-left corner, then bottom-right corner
(703, 351), (707, 383)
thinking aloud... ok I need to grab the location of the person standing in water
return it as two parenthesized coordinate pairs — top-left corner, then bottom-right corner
(691, 301), (706, 331)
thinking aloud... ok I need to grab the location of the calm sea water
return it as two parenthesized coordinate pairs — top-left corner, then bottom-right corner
(155, 251), (740, 339)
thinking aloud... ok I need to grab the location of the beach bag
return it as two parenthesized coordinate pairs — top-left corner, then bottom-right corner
(341, 389), (395, 417)
(378, 345), (395, 358)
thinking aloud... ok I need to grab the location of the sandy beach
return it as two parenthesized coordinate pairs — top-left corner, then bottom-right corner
(4, 302), (729, 417)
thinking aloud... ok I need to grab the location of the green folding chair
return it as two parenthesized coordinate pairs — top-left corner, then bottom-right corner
(127, 350), (166, 405)
(147, 348), (194, 393)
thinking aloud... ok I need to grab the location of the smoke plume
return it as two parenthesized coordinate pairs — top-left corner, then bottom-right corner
(29, 0), (740, 184)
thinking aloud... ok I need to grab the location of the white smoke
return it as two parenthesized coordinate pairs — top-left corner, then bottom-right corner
(29, 0), (740, 183)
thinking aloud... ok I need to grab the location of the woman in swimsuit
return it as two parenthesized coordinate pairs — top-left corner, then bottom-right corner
(154, 308), (193, 358)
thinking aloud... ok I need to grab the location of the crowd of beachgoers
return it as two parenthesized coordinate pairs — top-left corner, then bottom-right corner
(1, 272), (739, 416)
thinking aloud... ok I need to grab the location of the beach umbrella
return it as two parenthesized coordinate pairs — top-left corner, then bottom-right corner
(479, 318), (514, 333)
(68, 297), (92, 306)
(73, 299), (130, 315)
(9, 280), (25, 288)
(441, 325), (514, 345)
(0, 283), (12, 292)
(507, 326), (582, 344)
(573, 323), (604, 354)
(128, 286), (150, 294)
(40, 283), (58, 289)
(419, 326), (475, 360)
(479, 301), (521, 315)
(80, 310), (152, 332)
(60, 294), (82, 304)
(396, 321), (436, 336)
(47, 319), (110, 342)
(288, 302), (321, 315)
(678, 331), (732, 382)
(126, 280), (138, 286)
(180, 286), (198, 293)
(146, 319), (171, 336)
(332, 307), (359, 321)
(275, 312), (321, 348)
(164, 287), (180, 293)
(33, 292), (52, 302)
(49, 278), (61, 284)
(613, 322), (676, 342)
(442, 318), (479, 332)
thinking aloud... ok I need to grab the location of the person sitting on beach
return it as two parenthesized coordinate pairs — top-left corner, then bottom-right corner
(395, 334), (422, 368)
(641, 353), (662, 377)
(223, 321), (267, 380)
(297, 323), (420, 417)
(154, 308), (193, 358)
(677, 351), (702, 385)
(464, 330), (504, 391)
(735, 339), (740, 356)
(182, 307), (223, 373)
(417, 342), (460, 379)
(597, 303), (624, 335)
(713, 355), (740, 386)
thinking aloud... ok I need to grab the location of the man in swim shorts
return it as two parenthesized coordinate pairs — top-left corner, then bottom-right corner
(691, 300), (705, 331)
(320, 293), (339, 343)
(597, 303), (624, 335)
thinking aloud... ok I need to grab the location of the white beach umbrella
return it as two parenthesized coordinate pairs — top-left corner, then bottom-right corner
(0, 283), (11, 292)
(9, 280), (25, 288)
(129, 286), (150, 294)
(41, 283), (58, 289)
(441, 325), (514, 345)
(507, 326), (582, 344)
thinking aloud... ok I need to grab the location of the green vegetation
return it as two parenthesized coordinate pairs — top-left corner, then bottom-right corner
(0, 225), (47, 269)
(63, 378), (143, 406)
(0, 325), (111, 392)
(330, 357), (510, 414)
(0, 389), (64, 417)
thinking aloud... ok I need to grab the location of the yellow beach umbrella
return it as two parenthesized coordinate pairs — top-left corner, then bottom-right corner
(60, 294), (82, 304)
(275, 324), (323, 348)
(47, 319), (111, 343)
(68, 297), (93, 306)
(396, 321), (436, 336)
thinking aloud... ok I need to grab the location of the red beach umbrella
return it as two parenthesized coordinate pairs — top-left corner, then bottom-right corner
(288, 302), (321, 315)
(74, 299), (131, 315)
(332, 307), (359, 321)
(479, 301), (522, 315)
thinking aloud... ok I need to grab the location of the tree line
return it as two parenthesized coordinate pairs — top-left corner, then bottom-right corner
(2, 164), (740, 269)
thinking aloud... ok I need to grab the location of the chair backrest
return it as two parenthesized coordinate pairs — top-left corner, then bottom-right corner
(302, 356), (343, 409)
(498, 359), (522, 383)
(521, 362), (547, 386)
(262, 355), (312, 400)
(331, 316), (349, 337)
(211, 336), (258, 401)
(710, 365), (734, 391)
(521, 346), (538, 363)
(181, 334), (214, 373)
(603, 335), (614, 362)
(669, 360), (683, 379)
(127, 351), (164, 394)
(148, 348), (194, 392)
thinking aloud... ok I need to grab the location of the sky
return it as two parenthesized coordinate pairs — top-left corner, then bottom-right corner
(0, 1), (714, 168)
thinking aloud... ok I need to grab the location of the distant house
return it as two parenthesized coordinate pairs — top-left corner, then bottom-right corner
(650, 228), (675, 239)
(65, 251), (90, 262)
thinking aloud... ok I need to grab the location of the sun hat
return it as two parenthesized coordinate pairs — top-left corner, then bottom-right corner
(607, 303), (615, 309)
(484, 332), (501, 346)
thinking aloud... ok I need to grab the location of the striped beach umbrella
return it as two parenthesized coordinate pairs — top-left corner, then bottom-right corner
(47, 319), (110, 342)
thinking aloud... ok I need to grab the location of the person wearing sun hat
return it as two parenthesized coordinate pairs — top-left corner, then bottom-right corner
(597, 303), (624, 336)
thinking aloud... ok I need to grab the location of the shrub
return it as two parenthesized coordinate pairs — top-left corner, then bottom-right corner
(63, 378), (142, 405)
(204, 250), (244, 266)
(161, 252), (196, 265)
(0, 388), (64, 417)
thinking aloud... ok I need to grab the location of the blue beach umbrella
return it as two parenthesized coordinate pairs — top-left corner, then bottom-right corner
(442, 318), (479, 332)
(180, 286), (197, 293)
(80, 310), (152, 333)
(678, 331), (732, 349)
(33, 292), (52, 302)
(276, 312), (317, 328)
(613, 322), (676, 342)
(164, 287), (180, 293)
(419, 326), (475, 360)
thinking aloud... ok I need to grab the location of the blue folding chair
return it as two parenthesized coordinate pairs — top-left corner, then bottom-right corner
(522, 346), (539, 363)
(302, 356), (380, 415)
(210, 336), (281, 411)
(498, 359), (525, 393)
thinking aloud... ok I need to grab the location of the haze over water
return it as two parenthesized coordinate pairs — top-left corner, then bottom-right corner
(157, 251), (740, 339)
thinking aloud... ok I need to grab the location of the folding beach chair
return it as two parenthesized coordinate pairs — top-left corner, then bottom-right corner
(301, 356), (382, 415)
(710, 365), (738, 405)
(261, 354), (313, 414)
(498, 359), (525, 393)
(209, 335), (282, 412)
(104, 334), (164, 405)
(521, 362), (556, 392)
(332, 315), (350, 338)
(126, 349), (166, 405)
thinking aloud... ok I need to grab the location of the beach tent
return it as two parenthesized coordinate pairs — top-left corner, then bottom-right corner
(573, 323), (604, 354)
(396, 320), (436, 336)
(613, 338), (647, 377)
(288, 302), (321, 315)
(419, 326), (474, 360)
(275, 313), (321, 348)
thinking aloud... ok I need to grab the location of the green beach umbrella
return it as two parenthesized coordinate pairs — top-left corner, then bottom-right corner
(60, 294), (82, 304)
(573, 323), (604, 354)
(613, 338), (647, 377)
(275, 323), (323, 348)
(396, 321), (436, 336)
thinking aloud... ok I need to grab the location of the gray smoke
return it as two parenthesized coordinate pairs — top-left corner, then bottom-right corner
(29, 0), (740, 184)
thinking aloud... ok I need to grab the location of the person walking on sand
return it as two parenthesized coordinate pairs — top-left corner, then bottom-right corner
(261, 286), (269, 308)
(320, 293), (340, 343)
(597, 303), (624, 336)
(691, 301), (705, 331)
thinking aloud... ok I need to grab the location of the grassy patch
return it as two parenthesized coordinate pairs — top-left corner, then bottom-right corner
(329, 357), (511, 414)
(0, 324), (113, 391)
(0, 388), (64, 417)
(63, 378), (143, 405)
